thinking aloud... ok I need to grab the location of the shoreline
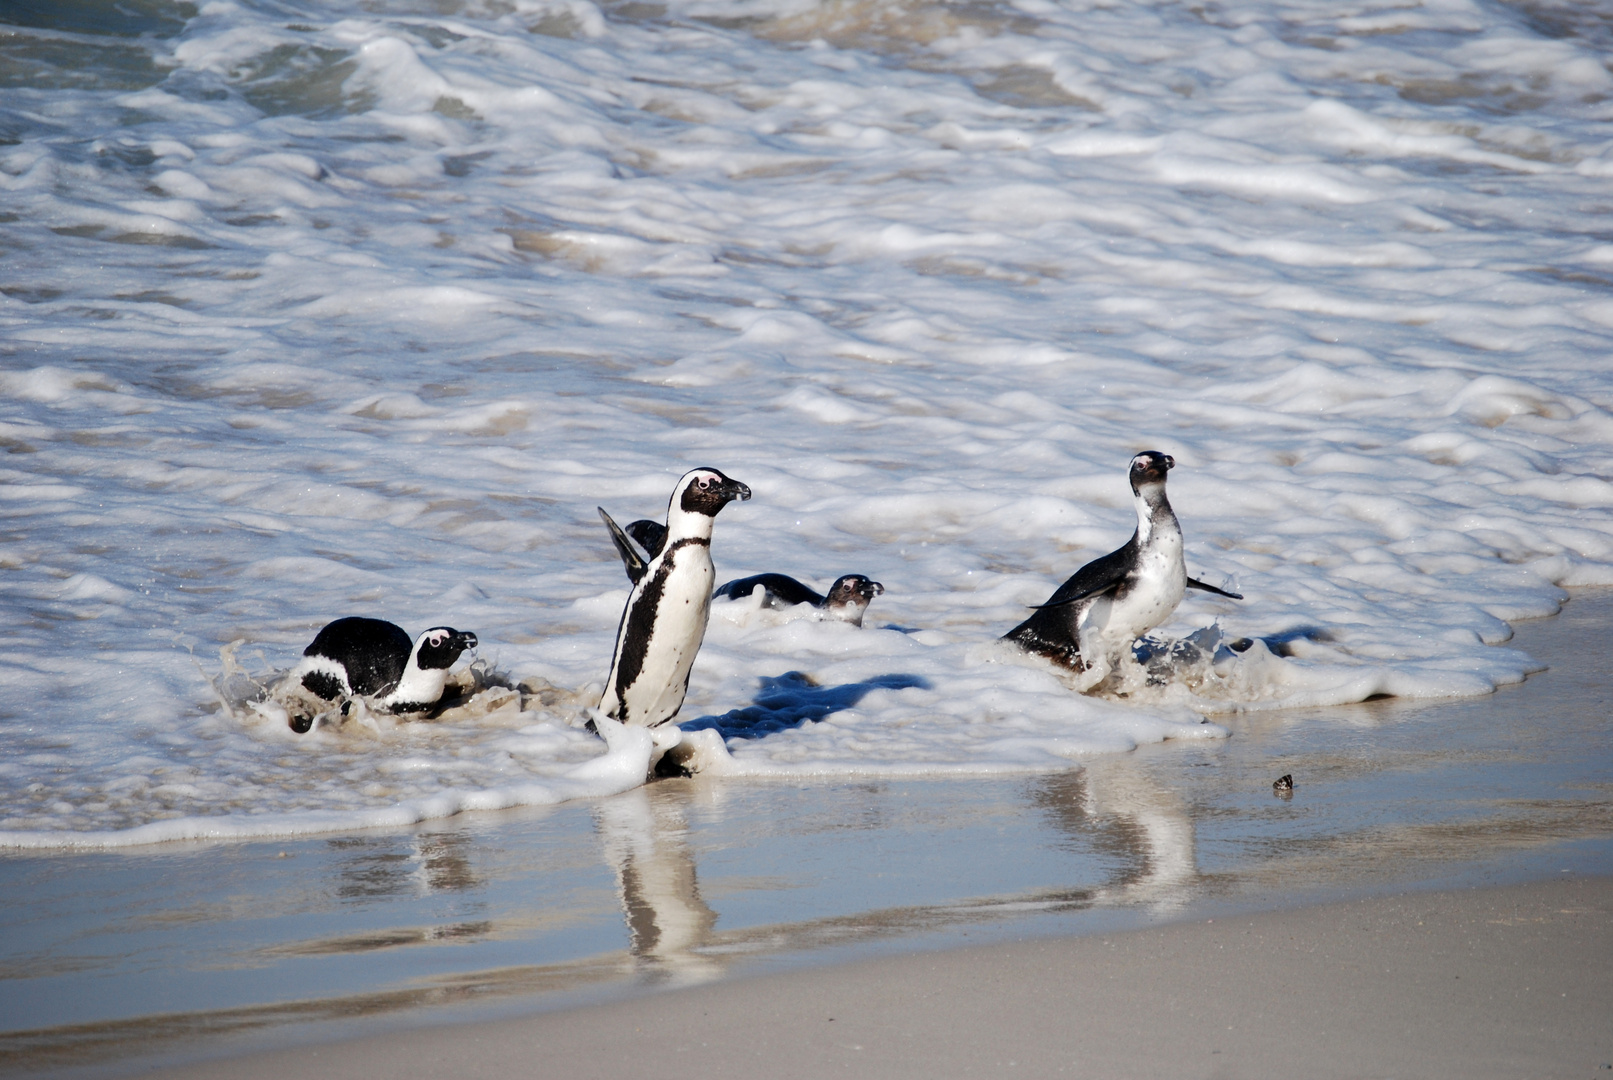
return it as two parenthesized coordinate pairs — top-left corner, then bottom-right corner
(5, 590), (1612, 1077)
(138, 873), (1613, 1080)
(9, 0), (1613, 1073)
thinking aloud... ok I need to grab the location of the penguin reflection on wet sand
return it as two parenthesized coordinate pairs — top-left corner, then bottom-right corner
(1004, 451), (1240, 690)
(285, 617), (478, 733)
(598, 467), (751, 745)
(714, 573), (885, 627)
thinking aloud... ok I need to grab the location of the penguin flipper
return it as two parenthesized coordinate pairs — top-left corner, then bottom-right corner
(1186, 577), (1243, 600)
(599, 507), (650, 585)
(1030, 546), (1132, 610)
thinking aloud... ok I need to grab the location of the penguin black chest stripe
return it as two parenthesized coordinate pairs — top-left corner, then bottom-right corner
(612, 537), (709, 710)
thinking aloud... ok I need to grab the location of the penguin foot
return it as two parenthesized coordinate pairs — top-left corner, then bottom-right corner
(652, 755), (694, 780)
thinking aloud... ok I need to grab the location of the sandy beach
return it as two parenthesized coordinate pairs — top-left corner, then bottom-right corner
(5, 590), (1612, 1078)
(7, 1), (1613, 1074)
(140, 873), (1612, 1080)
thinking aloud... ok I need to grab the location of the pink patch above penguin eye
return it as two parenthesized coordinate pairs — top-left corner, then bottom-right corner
(428, 633), (445, 647)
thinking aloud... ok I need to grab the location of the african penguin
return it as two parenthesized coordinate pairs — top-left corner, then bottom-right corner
(285, 617), (478, 733)
(714, 573), (885, 627)
(1003, 451), (1240, 689)
(600, 512), (884, 627)
(597, 467), (750, 754)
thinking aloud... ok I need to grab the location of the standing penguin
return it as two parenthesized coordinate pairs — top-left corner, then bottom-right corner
(1004, 451), (1239, 689)
(598, 467), (751, 741)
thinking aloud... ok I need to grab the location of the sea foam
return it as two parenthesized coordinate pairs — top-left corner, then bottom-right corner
(1, 0), (1610, 846)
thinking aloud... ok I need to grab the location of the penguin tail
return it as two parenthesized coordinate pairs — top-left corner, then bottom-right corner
(1186, 576), (1242, 600)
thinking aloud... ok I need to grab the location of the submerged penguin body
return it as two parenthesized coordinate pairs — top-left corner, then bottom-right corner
(714, 573), (885, 626)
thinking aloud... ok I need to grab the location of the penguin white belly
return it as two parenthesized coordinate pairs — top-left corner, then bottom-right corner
(1108, 542), (1185, 640)
(1076, 534), (1184, 682)
(624, 586), (712, 726)
(607, 547), (715, 728)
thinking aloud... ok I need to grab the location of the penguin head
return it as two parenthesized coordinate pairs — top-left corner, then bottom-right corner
(1128, 451), (1174, 493)
(411, 627), (478, 671)
(677, 467), (752, 517)
(826, 574), (884, 607)
(824, 575), (884, 626)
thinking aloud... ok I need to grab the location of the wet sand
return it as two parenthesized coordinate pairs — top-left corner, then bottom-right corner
(144, 873), (1613, 1080)
(4, 591), (1612, 1076)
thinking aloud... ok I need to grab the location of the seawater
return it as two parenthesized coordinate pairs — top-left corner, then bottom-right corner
(3, 0), (1613, 845)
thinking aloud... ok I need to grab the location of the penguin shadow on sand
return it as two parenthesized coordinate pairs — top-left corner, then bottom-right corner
(592, 786), (722, 986)
(680, 671), (931, 742)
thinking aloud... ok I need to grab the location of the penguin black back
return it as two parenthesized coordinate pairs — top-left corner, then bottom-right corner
(714, 573), (826, 607)
(1003, 540), (1137, 667)
(304, 617), (413, 697)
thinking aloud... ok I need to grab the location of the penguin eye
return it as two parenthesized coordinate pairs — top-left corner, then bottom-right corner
(427, 632), (446, 647)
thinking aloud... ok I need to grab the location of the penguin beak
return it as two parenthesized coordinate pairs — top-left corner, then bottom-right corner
(456, 631), (479, 651)
(866, 580), (885, 598)
(1162, 455), (1175, 471)
(725, 479), (752, 502)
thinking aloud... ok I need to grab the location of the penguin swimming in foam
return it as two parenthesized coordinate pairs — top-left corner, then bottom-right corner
(284, 617), (478, 733)
(599, 510), (884, 627)
(1004, 451), (1240, 690)
(598, 468), (750, 747)
(714, 573), (885, 627)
